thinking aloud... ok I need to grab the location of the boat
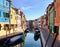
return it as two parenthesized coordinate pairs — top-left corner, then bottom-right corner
(34, 28), (40, 41)
(4, 33), (24, 46)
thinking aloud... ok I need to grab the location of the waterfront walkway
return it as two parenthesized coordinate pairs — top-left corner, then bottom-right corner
(40, 28), (60, 47)
(24, 33), (41, 47)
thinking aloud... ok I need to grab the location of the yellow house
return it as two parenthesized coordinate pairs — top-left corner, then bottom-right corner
(10, 7), (17, 33)
(21, 12), (27, 30)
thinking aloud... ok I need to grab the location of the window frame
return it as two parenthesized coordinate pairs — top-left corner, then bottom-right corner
(4, 12), (9, 18)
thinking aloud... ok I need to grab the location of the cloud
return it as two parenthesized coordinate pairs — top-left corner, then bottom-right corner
(21, 6), (33, 10)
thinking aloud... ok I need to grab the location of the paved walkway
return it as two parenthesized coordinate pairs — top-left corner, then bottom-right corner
(24, 33), (41, 47)
(40, 28), (60, 47)
(40, 30), (47, 47)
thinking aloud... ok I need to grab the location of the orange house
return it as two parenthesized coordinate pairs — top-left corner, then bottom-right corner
(54, 0), (60, 41)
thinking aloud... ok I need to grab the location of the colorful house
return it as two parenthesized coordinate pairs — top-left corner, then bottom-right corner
(46, 4), (52, 32)
(21, 12), (27, 30)
(46, 2), (56, 34)
(15, 9), (27, 33)
(54, 0), (60, 41)
(45, 13), (49, 31)
(10, 7), (17, 33)
(32, 20), (36, 28)
(16, 9), (22, 32)
(0, 0), (11, 36)
(43, 15), (46, 29)
(34, 18), (41, 28)
(34, 19), (39, 27)
(40, 16), (45, 28)
(36, 18), (41, 28)
(49, 3), (55, 34)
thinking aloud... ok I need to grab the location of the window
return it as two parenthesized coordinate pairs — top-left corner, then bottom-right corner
(4, 0), (9, 7)
(4, 12), (9, 18)
(6, 1), (9, 7)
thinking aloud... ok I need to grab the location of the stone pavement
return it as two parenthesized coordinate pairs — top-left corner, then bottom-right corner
(39, 28), (60, 47)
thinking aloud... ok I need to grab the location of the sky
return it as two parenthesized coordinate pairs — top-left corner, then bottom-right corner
(12, 0), (53, 20)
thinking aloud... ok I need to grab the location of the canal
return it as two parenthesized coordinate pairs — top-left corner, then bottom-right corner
(24, 33), (41, 47)
(0, 32), (42, 47)
(14, 32), (41, 47)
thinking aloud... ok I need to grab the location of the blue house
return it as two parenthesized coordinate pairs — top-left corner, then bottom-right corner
(0, 0), (11, 30)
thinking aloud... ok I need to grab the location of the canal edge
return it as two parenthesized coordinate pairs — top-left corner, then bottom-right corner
(39, 28), (48, 47)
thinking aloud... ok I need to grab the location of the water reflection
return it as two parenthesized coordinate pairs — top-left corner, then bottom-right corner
(13, 32), (41, 47)
(24, 33), (41, 47)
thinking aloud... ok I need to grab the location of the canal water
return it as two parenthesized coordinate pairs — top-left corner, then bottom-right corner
(24, 33), (41, 47)
(13, 32), (41, 47)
